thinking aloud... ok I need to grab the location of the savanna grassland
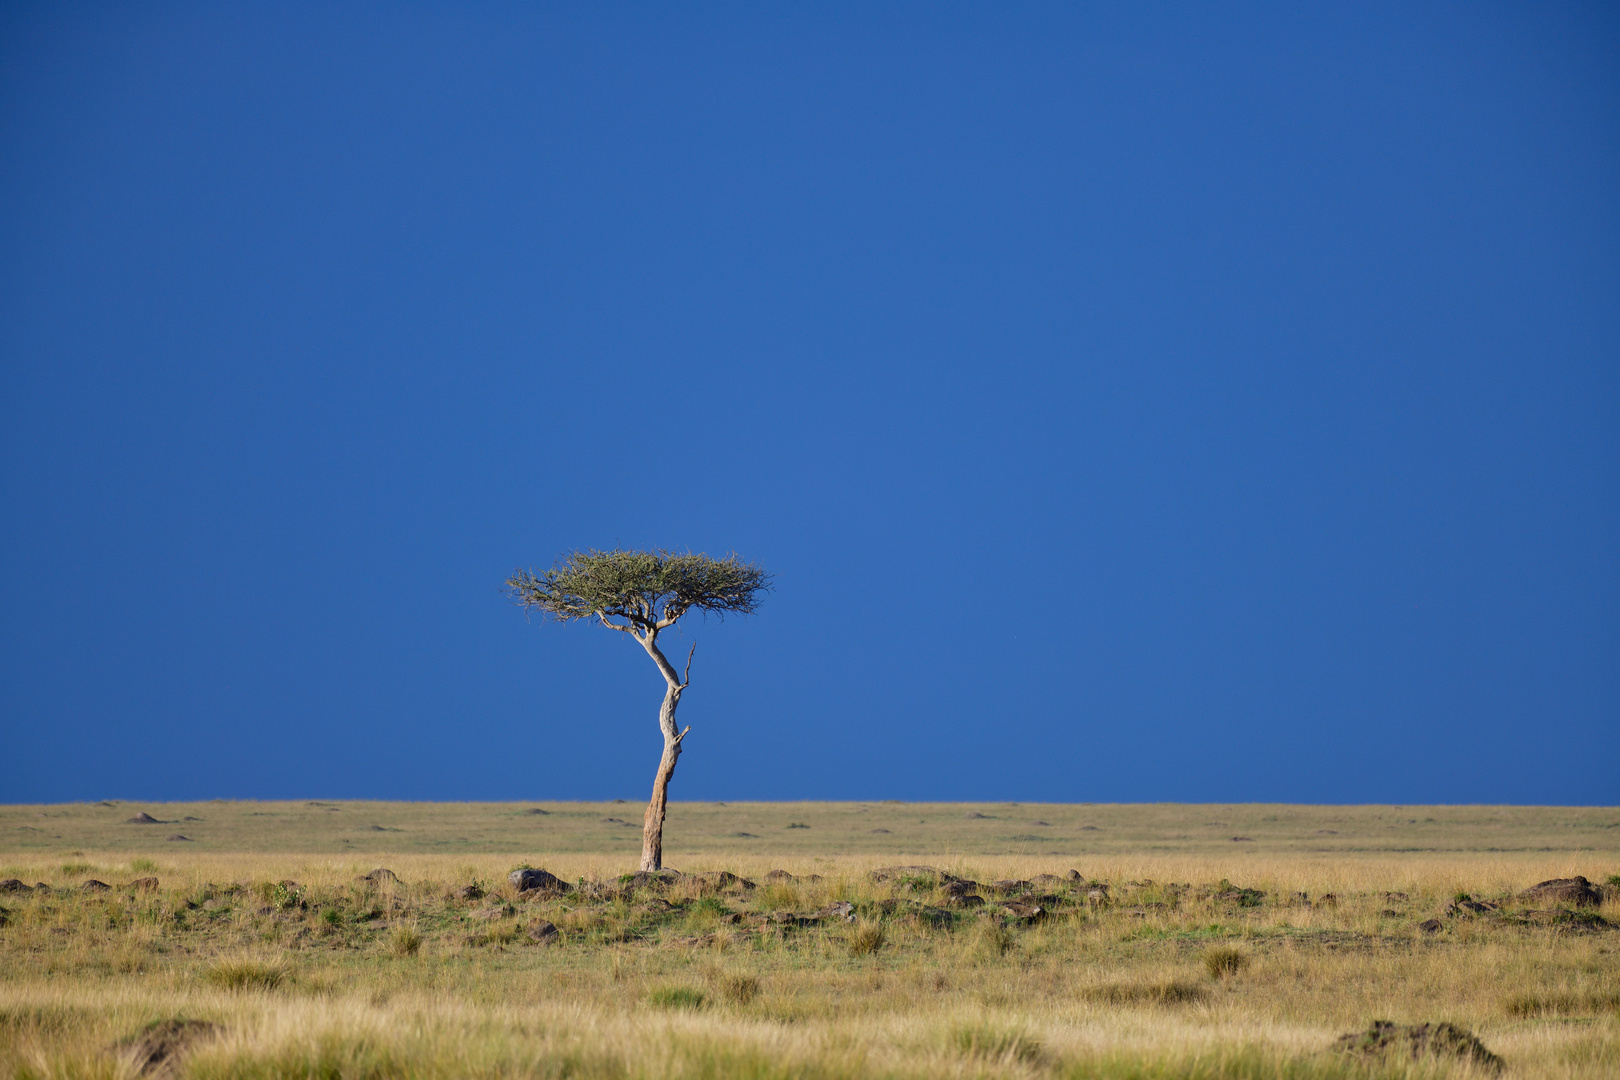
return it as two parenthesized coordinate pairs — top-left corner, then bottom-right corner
(1, 801), (1617, 1080)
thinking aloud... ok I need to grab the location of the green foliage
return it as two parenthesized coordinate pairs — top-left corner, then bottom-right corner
(689, 896), (731, 916)
(507, 549), (770, 631)
(129, 858), (159, 873)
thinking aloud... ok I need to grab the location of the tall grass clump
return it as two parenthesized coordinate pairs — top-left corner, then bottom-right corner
(952, 1023), (1044, 1065)
(390, 925), (423, 957)
(1204, 946), (1249, 979)
(649, 987), (706, 1010)
(1082, 981), (1210, 1006)
(716, 974), (761, 1005)
(848, 919), (885, 956)
(204, 958), (288, 991)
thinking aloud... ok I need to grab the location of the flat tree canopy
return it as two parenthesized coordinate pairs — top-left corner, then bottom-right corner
(507, 549), (769, 638)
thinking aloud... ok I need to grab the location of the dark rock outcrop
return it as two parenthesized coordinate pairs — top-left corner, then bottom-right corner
(509, 868), (568, 893)
(1520, 876), (1602, 907)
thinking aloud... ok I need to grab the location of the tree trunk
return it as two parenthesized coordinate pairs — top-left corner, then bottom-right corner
(638, 634), (686, 872)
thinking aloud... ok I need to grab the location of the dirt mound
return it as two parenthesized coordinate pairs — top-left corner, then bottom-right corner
(1335, 1021), (1501, 1072)
(82, 879), (110, 891)
(1520, 876), (1602, 907)
(166, 835), (192, 842)
(125, 812), (163, 824)
(0, 879), (31, 893)
(115, 1019), (222, 1076)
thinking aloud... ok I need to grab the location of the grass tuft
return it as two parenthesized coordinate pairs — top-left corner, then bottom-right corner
(1082, 980), (1210, 1006)
(848, 919), (886, 956)
(952, 1023), (1043, 1064)
(1204, 945), (1249, 979)
(204, 958), (288, 991)
(649, 986), (706, 1009)
(717, 973), (761, 1005)
(390, 925), (423, 957)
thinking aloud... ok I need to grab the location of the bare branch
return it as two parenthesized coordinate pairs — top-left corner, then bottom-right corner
(681, 642), (696, 688)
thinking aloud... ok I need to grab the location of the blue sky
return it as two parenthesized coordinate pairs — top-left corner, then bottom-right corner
(2, 3), (1616, 805)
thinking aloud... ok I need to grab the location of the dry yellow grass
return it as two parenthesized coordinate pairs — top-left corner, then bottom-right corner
(0, 801), (1615, 1079)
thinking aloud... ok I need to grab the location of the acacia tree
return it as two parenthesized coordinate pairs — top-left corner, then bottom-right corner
(506, 549), (771, 871)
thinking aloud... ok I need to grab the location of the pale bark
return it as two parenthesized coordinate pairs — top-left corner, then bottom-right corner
(635, 631), (690, 872)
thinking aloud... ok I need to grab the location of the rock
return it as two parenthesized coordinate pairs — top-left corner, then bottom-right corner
(455, 884), (485, 901)
(472, 905), (514, 920)
(945, 893), (985, 908)
(942, 879), (982, 897)
(125, 812), (163, 824)
(763, 869), (798, 882)
(1382, 892), (1409, 901)
(1418, 918), (1444, 933)
(82, 879), (110, 891)
(527, 920), (560, 945)
(1520, 876), (1602, 907)
(166, 835), (192, 842)
(509, 868), (568, 893)
(1028, 820), (1050, 826)
(641, 898), (676, 913)
(963, 811), (991, 819)
(1334, 1021), (1501, 1073)
(1379, 909), (1399, 917)
(988, 879), (1032, 895)
(1318, 893), (1338, 906)
(1231, 836), (1254, 842)
(1030, 873), (1063, 886)
(1442, 899), (1497, 917)
(816, 901), (857, 922)
(1087, 888), (1110, 904)
(115, 1018), (223, 1076)
(130, 877), (160, 892)
(1000, 901), (1044, 921)
(0, 879), (31, 893)
(1080, 825), (1099, 831)
(525, 808), (549, 815)
(1066, 869), (1083, 880)
(1316, 829), (1339, 834)
(868, 828), (891, 833)
(360, 868), (398, 884)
